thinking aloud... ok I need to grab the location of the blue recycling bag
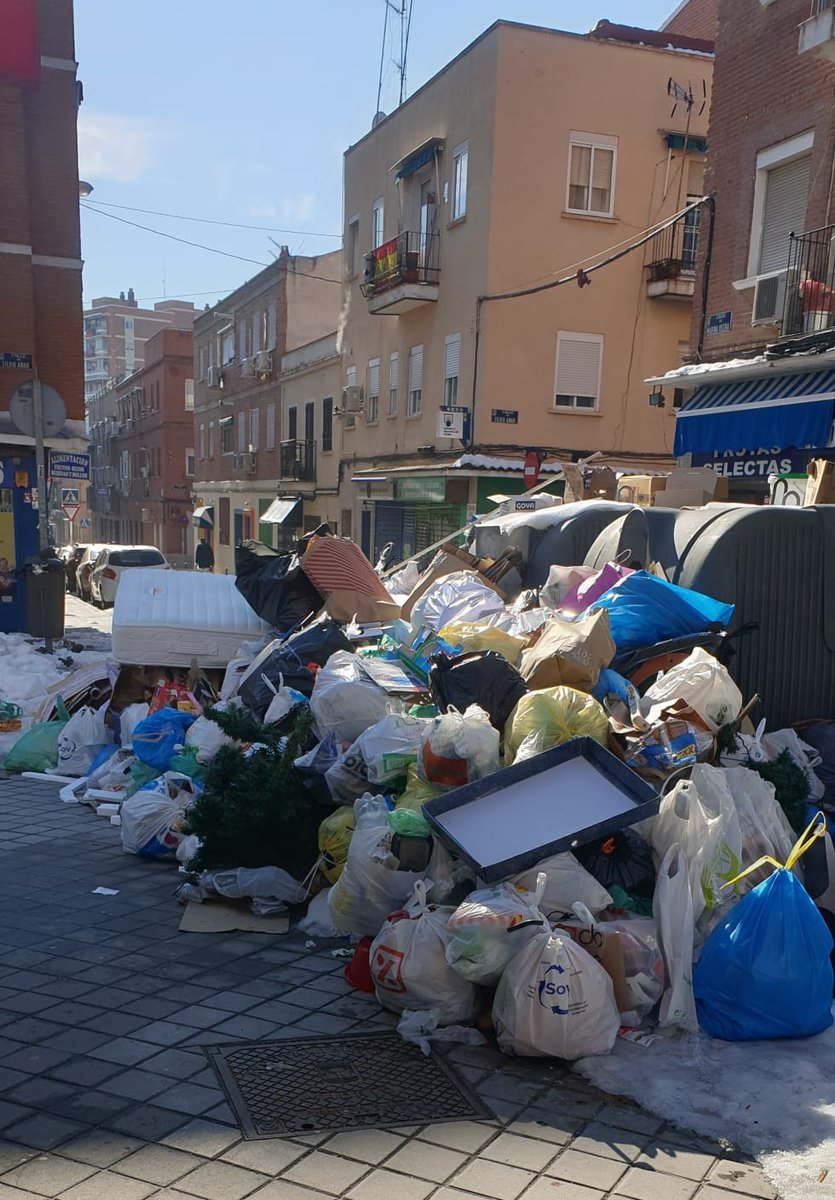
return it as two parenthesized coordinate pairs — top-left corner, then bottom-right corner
(695, 815), (834, 1041)
(131, 709), (197, 773)
(589, 572), (734, 651)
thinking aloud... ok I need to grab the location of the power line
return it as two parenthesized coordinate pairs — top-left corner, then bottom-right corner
(81, 198), (341, 239)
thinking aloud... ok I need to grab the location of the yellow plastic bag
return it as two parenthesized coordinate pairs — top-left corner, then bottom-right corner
(505, 687), (609, 762)
(395, 763), (443, 814)
(439, 622), (526, 664)
(318, 806), (354, 885)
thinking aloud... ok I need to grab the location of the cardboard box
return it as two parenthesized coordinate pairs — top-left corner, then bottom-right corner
(655, 487), (716, 509)
(616, 475), (668, 507)
(804, 459), (835, 506)
(655, 468), (729, 508)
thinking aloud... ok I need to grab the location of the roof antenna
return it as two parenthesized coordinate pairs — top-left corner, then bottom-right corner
(667, 77), (708, 214)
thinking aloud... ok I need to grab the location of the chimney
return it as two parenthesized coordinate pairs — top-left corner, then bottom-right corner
(119, 291), (125, 301)
(127, 287), (136, 306)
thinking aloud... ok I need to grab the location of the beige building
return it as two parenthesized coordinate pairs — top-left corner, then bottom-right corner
(339, 18), (712, 562)
(192, 248), (341, 575)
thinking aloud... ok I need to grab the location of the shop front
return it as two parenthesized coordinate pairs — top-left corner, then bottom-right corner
(0, 453), (38, 633)
(372, 477), (468, 565)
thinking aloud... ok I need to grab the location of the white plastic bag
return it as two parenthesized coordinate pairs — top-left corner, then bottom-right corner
(206, 865), (308, 907)
(419, 705), (500, 789)
(649, 763), (743, 926)
(310, 651), (398, 743)
(653, 842), (698, 1031)
(185, 714), (234, 764)
(327, 794), (448, 936)
(397, 1008), (486, 1056)
(176, 833), (201, 868)
(361, 714), (429, 784)
(445, 876), (547, 986)
(298, 889), (342, 938)
(410, 571), (505, 633)
(386, 561), (421, 597)
(721, 766), (795, 880)
(56, 706), (112, 777)
(492, 928), (620, 1059)
(119, 703), (150, 749)
(642, 647), (742, 733)
(121, 772), (200, 857)
(370, 882), (478, 1023)
(514, 854), (612, 922)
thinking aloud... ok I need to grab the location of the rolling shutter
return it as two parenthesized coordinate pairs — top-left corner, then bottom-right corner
(759, 156), (811, 274)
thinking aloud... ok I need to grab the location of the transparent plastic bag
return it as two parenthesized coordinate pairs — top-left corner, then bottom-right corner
(445, 874), (547, 986)
(505, 687), (609, 762)
(310, 651), (397, 743)
(418, 704), (499, 789)
(514, 854), (612, 922)
(642, 647), (742, 734)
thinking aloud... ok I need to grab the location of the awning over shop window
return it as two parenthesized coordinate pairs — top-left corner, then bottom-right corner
(674, 368), (835, 456)
(392, 137), (444, 181)
(260, 497), (301, 525)
(191, 505), (214, 528)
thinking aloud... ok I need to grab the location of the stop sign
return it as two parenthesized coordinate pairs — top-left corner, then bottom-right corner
(523, 451), (540, 488)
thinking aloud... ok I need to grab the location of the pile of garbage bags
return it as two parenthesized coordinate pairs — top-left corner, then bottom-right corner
(10, 527), (835, 1060)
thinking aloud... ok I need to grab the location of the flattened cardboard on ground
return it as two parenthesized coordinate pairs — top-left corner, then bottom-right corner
(178, 900), (289, 934)
(423, 737), (658, 882)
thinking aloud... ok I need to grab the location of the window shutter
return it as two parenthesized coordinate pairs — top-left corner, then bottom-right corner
(555, 335), (601, 402)
(266, 403), (276, 450)
(409, 345), (424, 392)
(346, 365), (357, 388)
(266, 301), (277, 351)
(389, 351), (399, 390)
(444, 333), (461, 380)
(237, 411), (246, 451)
(759, 156), (811, 274)
(368, 358), (380, 396)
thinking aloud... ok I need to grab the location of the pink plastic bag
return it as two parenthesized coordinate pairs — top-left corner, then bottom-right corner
(560, 559), (634, 614)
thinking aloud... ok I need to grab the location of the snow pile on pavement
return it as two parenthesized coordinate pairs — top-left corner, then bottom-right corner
(576, 1017), (835, 1200)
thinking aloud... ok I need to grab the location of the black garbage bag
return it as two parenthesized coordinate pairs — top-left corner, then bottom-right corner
(235, 540), (324, 633)
(239, 619), (354, 718)
(429, 651), (529, 732)
(574, 827), (655, 899)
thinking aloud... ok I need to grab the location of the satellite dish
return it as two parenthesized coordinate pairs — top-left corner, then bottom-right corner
(9, 380), (67, 438)
(371, 110), (387, 129)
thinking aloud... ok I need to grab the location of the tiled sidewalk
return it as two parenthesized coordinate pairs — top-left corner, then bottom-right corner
(0, 775), (777, 1200)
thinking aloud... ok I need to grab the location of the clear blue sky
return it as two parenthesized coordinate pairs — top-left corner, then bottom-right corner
(76, 0), (676, 309)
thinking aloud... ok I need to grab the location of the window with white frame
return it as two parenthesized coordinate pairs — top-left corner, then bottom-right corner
(407, 345), (423, 416)
(208, 421), (215, 458)
(348, 216), (360, 276)
(198, 346), (207, 381)
(388, 351), (399, 416)
(220, 419), (233, 455)
(372, 198), (385, 249)
(443, 333), (460, 406)
(266, 402), (276, 450)
(184, 379), (194, 411)
(185, 448), (195, 477)
(251, 313), (261, 355)
(553, 332), (603, 411)
(238, 321), (246, 362)
(567, 132), (617, 217)
(452, 142), (469, 221)
(345, 365), (357, 429)
(748, 132), (813, 277)
(237, 410), (246, 452)
(250, 408), (260, 452)
(221, 329), (235, 365)
(367, 358), (380, 423)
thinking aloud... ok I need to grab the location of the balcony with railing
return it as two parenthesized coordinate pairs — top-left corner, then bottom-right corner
(280, 438), (316, 483)
(799, 0), (835, 59)
(780, 224), (835, 337)
(360, 231), (440, 315)
(645, 210), (700, 299)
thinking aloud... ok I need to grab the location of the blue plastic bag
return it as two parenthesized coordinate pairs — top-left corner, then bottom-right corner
(590, 572), (734, 652)
(132, 709), (197, 773)
(695, 815), (834, 1041)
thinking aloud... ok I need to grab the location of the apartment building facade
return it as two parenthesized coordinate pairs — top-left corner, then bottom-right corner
(83, 292), (197, 401)
(654, 0), (835, 498)
(338, 18), (712, 563)
(191, 249), (341, 575)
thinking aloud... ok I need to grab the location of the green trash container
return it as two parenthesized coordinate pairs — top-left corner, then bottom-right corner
(22, 554), (66, 640)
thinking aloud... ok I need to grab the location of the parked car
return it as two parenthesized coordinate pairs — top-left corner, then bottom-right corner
(76, 544), (112, 602)
(89, 546), (170, 607)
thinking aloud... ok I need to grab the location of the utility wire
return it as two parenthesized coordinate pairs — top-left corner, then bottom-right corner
(81, 198), (341, 239)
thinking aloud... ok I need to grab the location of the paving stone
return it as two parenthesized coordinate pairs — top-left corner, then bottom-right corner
(112, 1143), (205, 1186)
(451, 1158), (537, 1199)
(632, 1144), (717, 1181)
(152, 1082), (223, 1116)
(2, 1112), (88, 1150)
(415, 1120), (498, 1154)
(58, 1129), (145, 1169)
(106, 1105), (192, 1142)
(176, 1159), (269, 1199)
(0, 1140), (39, 1173)
(161, 1119), (241, 1158)
(283, 1150), (369, 1193)
(384, 1140), (469, 1184)
(1, 1018), (67, 1047)
(5, 1075), (77, 1108)
(346, 1168), (434, 1200)
(89, 1039), (160, 1067)
(52, 1088), (135, 1124)
(99, 1069), (174, 1103)
(120, 997), (184, 1021)
(705, 1161), (778, 1198)
(482, 1131), (559, 1171)
(614, 1166), (701, 1200)
(243, 1183), (339, 1200)
(320, 1129), (405, 1166)
(1, 1151), (96, 1196)
(47, 1057), (122, 1088)
(509, 1111), (582, 1146)
(140, 1049), (206, 1080)
(41, 1028), (112, 1055)
(520, 1181), (607, 1200)
(546, 1148), (628, 1191)
(84, 1012), (150, 1037)
(56, 1169), (158, 1199)
(595, 1105), (664, 1137)
(209, 1015), (280, 1040)
(221, 1138), (307, 1174)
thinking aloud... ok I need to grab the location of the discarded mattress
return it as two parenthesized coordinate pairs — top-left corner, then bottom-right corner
(112, 569), (271, 668)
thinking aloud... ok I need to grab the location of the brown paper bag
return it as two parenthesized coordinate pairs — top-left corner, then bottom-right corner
(519, 608), (615, 691)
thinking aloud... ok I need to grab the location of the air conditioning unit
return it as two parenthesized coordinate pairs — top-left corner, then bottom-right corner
(233, 451), (257, 474)
(207, 365), (224, 389)
(240, 356), (256, 378)
(342, 384), (363, 412)
(752, 269), (789, 326)
(254, 350), (272, 376)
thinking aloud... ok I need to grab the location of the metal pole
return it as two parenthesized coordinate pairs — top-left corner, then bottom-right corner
(32, 377), (53, 653)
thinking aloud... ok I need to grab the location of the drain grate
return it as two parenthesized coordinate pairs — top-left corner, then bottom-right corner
(206, 1031), (491, 1139)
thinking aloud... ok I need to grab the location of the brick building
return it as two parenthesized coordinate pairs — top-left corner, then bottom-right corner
(650, 0), (835, 498)
(89, 329), (195, 565)
(84, 292), (197, 401)
(192, 248), (341, 575)
(663, 0), (719, 41)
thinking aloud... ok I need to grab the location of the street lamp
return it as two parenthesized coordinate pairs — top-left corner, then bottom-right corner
(78, 181), (94, 197)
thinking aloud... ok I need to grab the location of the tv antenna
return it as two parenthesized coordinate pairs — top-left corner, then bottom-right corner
(375, 0), (415, 117)
(666, 77), (709, 213)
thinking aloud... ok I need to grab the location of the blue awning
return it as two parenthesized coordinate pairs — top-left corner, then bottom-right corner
(392, 137), (444, 181)
(674, 368), (835, 456)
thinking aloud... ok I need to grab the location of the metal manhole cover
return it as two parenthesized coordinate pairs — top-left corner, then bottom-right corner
(206, 1032), (491, 1139)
